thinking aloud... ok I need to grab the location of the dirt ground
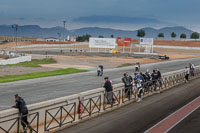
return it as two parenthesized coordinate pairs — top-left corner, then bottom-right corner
(32, 52), (198, 70)
(0, 66), (57, 77)
(38, 55), (161, 69)
(154, 48), (200, 55)
(132, 39), (200, 47)
(158, 53), (199, 60)
(0, 54), (161, 77)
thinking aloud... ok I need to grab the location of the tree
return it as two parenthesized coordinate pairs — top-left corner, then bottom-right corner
(180, 33), (186, 39)
(98, 35), (104, 38)
(158, 33), (164, 39)
(110, 34), (114, 38)
(77, 34), (91, 42)
(190, 32), (199, 39)
(137, 29), (145, 38)
(171, 32), (176, 39)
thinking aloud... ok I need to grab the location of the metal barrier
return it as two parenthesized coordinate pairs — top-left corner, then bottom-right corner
(122, 86), (136, 103)
(1, 66), (200, 133)
(0, 112), (39, 133)
(79, 95), (101, 119)
(104, 90), (121, 110)
(44, 103), (76, 131)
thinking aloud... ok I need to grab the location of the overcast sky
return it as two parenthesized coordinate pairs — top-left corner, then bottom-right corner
(0, 0), (200, 31)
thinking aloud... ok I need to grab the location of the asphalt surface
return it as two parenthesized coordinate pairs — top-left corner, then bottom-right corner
(57, 77), (200, 133)
(169, 107), (200, 133)
(1, 57), (200, 111)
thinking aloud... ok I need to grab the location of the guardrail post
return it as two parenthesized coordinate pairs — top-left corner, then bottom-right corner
(89, 98), (92, 116)
(120, 87), (123, 104)
(37, 112), (39, 133)
(44, 110), (47, 131)
(78, 94), (84, 119)
(60, 106), (62, 127)
(100, 91), (104, 113)
(17, 117), (20, 133)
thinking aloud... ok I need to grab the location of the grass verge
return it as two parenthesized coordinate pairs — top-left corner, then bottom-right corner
(117, 63), (133, 68)
(0, 58), (56, 67)
(0, 68), (87, 83)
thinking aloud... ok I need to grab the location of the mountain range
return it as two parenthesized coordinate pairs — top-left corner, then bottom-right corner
(73, 15), (165, 24)
(0, 25), (196, 40)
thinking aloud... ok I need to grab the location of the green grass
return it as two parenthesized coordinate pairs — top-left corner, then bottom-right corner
(0, 58), (56, 67)
(0, 68), (87, 83)
(117, 63), (133, 68)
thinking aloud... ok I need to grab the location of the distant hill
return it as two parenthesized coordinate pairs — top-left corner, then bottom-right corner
(72, 26), (195, 39)
(0, 25), (196, 40)
(73, 15), (163, 24)
(71, 27), (137, 38)
(0, 25), (64, 38)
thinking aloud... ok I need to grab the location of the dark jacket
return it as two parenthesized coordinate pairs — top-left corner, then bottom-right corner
(122, 76), (133, 87)
(157, 71), (162, 79)
(104, 80), (113, 92)
(145, 72), (151, 81)
(99, 65), (103, 71)
(151, 72), (158, 81)
(13, 97), (28, 114)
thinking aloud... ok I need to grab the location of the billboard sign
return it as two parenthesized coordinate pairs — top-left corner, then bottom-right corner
(89, 38), (116, 49)
(140, 38), (154, 45)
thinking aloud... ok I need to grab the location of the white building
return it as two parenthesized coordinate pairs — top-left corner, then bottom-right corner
(70, 35), (77, 42)
(45, 37), (59, 42)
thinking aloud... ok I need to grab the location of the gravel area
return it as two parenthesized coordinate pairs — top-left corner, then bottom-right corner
(0, 66), (58, 77)
(33, 54), (162, 69)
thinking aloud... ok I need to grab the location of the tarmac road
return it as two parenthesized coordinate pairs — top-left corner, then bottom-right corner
(57, 77), (200, 133)
(0, 57), (200, 110)
(169, 106), (200, 133)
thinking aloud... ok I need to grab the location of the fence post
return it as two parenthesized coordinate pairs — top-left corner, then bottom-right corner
(60, 106), (62, 127)
(36, 112), (39, 133)
(100, 91), (105, 112)
(17, 117), (20, 133)
(89, 98), (92, 116)
(78, 94), (84, 119)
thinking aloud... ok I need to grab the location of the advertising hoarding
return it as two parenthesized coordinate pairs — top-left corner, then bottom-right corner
(89, 38), (116, 49)
(140, 38), (154, 45)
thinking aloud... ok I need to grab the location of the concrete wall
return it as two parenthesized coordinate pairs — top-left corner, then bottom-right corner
(0, 50), (32, 65)
(0, 66), (200, 133)
(134, 44), (200, 50)
(0, 55), (32, 65)
(12, 42), (88, 49)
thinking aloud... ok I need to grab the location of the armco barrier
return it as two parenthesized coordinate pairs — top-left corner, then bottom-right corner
(0, 66), (200, 133)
